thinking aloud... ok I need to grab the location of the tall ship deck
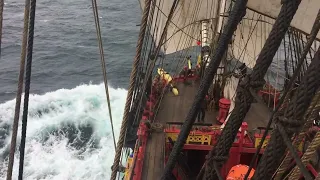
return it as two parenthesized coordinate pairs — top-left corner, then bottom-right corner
(140, 79), (271, 179)
(110, 0), (320, 179)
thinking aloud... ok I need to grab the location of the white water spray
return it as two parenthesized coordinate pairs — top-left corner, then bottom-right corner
(0, 83), (127, 180)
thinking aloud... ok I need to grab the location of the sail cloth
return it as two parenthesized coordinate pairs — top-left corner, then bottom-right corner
(231, 10), (274, 69)
(139, 0), (222, 54)
(140, 0), (319, 55)
(223, 74), (239, 113)
(247, 0), (320, 40)
(232, 0), (320, 69)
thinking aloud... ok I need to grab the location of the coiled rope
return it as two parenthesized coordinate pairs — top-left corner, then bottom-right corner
(161, 0), (247, 179)
(206, 0), (302, 179)
(289, 130), (320, 179)
(18, 0), (36, 179)
(252, 47), (320, 179)
(255, 10), (320, 180)
(91, 0), (116, 150)
(275, 90), (320, 179)
(6, 0), (30, 179)
(110, 0), (152, 179)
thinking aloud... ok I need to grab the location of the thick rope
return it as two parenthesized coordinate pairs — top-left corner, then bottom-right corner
(0, 0), (3, 57)
(276, 123), (313, 180)
(161, 0), (248, 179)
(18, 0), (36, 179)
(273, 10), (320, 179)
(245, 10), (319, 180)
(275, 90), (320, 179)
(110, 0), (152, 179)
(289, 131), (320, 179)
(91, 0), (116, 150)
(206, 0), (301, 179)
(131, 0), (179, 129)
(252, 47), (320, 179)
(6, 0), (30, 179)
(114, 1), (178, 179)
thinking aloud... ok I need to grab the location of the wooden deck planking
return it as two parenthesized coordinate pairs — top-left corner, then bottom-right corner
(141, 80), (271, 179)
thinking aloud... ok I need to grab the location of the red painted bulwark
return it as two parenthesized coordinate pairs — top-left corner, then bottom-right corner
(127, 76), (288, 180)
(164, 122), (271, 179)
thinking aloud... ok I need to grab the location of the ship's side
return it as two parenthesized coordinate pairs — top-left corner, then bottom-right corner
(123, 72), (277, 179)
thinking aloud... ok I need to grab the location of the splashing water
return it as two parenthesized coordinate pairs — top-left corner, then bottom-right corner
(0, 83), (126, 180)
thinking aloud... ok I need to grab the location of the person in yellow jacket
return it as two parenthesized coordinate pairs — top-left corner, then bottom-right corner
(157, 68), (179, 95)
(185, 56), (193, 77)
(195, 54), (202, 76)
(197, 54), (202, 67)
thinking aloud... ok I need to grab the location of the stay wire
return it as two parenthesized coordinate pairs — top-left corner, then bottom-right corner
(0, 0), (3, 58)
(91, 0), (116, 150)
(18, 0), (36, 179)
(244, 9), (320, 180)
(6, 0), (30, 179)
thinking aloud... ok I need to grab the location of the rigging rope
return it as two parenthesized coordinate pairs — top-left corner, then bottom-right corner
(0, 0), (3, 57)
(249, 9), (320, 179)
(152, 0), (203, 123)
(110, 0), (152, 179)
(252, 46), (320, 179)
(6, 0), (30, 179)
(280, 90), (320, 179)
(91, 0), (116, 150)
(289, 131), (320, 179)
(205, 0), (301, 179)
(275, 90), (320, 179)
(130, 0), (179, 130)
(18, 0), (36, 179)
(160, 0), (248, 179)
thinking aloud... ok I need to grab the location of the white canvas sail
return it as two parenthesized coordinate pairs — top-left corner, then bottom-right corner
(231, 10), (274, 69)
(139, 0), (222, 54)
(139, 0), (319, 118)
(247, 0), (320, 40)
(222, 8), (273, 117)
(223, 0), (319, 125)
(140, 0), (319, 55)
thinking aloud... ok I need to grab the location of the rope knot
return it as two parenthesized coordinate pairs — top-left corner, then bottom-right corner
(239, 75), (265, 91)
(276, 114), (304, 133)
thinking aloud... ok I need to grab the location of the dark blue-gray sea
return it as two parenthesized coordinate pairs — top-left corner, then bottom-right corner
(0, 0), (288, 179)
(0, 0), (140, 179)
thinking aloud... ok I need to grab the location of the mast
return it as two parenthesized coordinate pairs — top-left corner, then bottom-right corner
(201, 20), (211, 68)
(123, 0), (320, 179)
(161, 0), (248, 178)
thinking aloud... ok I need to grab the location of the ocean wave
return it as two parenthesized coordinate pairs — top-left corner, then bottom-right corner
(0, 83), (126, 180)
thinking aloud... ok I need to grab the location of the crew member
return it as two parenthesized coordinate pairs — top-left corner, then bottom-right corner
(187, 56), (192, 76)
(195, 54), (202, 76)
(197, 95), (208, 123)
